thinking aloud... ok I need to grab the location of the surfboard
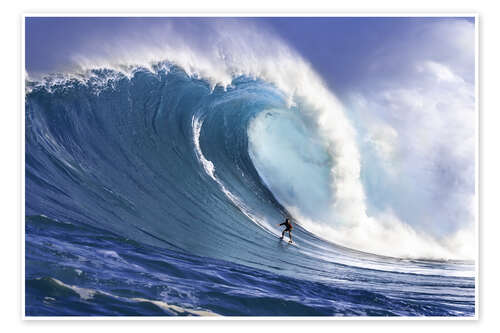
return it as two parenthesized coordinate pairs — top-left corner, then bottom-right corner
(279, 236), (295, 245)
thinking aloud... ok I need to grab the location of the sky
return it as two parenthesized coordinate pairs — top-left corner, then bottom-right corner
(24, 16), (477, 258)
(25, 16), (473, 95)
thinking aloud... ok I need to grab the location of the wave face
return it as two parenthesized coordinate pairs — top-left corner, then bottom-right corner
(25, 62), (475, 316)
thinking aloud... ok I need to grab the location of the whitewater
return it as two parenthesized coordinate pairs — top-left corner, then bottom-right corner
(25, 21), (475, 316)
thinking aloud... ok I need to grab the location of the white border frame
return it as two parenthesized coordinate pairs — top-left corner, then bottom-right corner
(20, 13), (480, 321)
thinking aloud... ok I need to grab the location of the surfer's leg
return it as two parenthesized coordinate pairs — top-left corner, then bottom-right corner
(288, 230), (292, 242)
(281, 230), (285, 239)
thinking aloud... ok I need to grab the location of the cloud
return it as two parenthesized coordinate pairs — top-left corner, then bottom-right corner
(347, 19), (475, 254)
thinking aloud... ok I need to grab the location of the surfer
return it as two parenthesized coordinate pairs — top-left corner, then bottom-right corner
(278, 218), (293, 243)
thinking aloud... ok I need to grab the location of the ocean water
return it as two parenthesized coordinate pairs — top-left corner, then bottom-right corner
(25, 64), (475, 317)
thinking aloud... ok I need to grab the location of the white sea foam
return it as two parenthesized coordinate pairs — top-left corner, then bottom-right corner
(50, 278), (97, 300)
(47, 278), (218, 316)
(192, 116), (216, 181)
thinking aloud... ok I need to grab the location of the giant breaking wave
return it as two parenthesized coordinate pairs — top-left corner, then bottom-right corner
(25, 22), (474, 261)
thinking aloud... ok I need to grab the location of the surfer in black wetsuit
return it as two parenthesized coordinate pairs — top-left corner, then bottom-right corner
(278, 218), (293, 243)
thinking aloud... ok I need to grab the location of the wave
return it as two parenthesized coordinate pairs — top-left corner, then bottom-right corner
(25, 21), (474, 266)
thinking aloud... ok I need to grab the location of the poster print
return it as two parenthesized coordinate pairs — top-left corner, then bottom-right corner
(24, 16), (476, 317)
